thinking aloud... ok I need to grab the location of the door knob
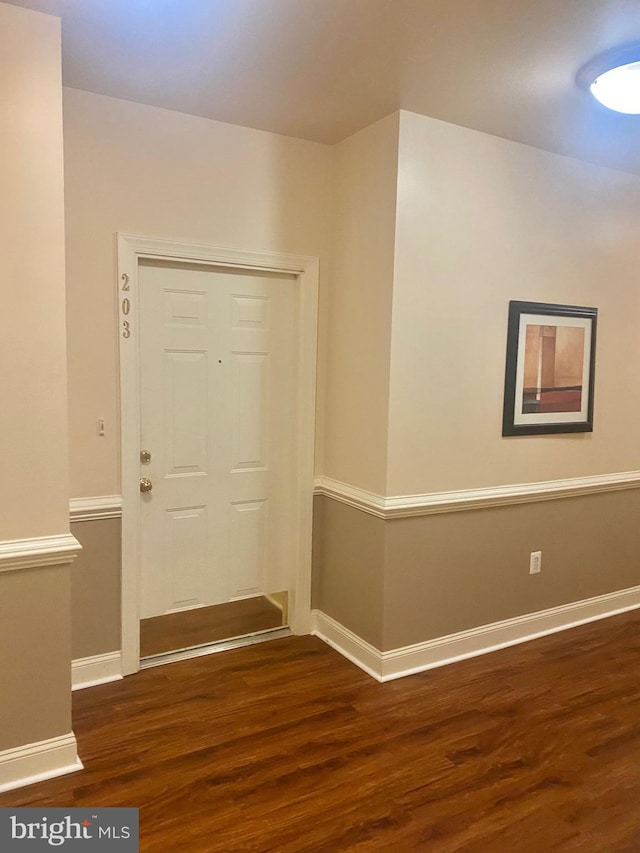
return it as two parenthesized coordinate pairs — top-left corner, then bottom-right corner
(139, 478), (153, 493)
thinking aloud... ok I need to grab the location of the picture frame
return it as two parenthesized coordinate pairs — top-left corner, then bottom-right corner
(502, 301), (597, 436)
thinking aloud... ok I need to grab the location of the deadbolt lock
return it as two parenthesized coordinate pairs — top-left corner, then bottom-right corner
(140, 450), (151, 463)
(139, 478), (153, 493)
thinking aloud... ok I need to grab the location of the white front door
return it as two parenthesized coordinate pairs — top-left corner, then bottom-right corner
(137, 260), (297, 619)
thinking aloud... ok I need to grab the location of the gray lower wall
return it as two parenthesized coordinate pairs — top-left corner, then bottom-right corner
(71, 489), (640, 662)
(0, 565), (72, 751)
(312, 489), (640, 652)
(311, 495), (385, 648)
(70, 518), (121, 660)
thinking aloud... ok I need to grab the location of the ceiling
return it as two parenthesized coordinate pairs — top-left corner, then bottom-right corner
(7, 0), (640, 175)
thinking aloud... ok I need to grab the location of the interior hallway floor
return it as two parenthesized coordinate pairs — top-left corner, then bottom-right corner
(1, 610), (639, 851)
(139, 595), (284, 658)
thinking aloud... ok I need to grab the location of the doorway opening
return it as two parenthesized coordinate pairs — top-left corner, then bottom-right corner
(118, 236), (318, 674)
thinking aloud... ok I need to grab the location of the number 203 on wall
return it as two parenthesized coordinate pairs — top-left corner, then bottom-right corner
(121, 273), (131, 338)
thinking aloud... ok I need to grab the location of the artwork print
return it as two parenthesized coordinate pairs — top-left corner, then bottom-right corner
(502, 301), (597, 436)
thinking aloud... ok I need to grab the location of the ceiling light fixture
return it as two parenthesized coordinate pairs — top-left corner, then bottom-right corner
(577, 42), (640, 114)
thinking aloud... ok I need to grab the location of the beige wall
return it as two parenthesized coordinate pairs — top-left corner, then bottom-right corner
(387, 110), (640, 496)
(323, 113), (399, 494)
(0, 2), (636, 759)
(0, 3), (69, 540)
(315, 109), (640, 656)
(0, 2), (72, 751)
(62, 95), (640, 665)
(63, 87), (333, 498)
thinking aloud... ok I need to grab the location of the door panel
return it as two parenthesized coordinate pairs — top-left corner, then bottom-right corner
(232, 354), (268, 469)
(229, 499), (267, 599)
(165, 506), (207, 611)
(138, 261), (296, 620)
(164, 350), (208, 475)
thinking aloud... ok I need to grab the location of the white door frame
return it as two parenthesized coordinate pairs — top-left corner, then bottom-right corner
(117, 234), (319, 675)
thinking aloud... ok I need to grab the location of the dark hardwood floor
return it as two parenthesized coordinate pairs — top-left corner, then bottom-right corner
(140, 596), (284, 657)
(2, 610), (640, 851)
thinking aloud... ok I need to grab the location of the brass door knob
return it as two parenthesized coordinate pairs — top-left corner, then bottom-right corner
(139, 478), (153, 493)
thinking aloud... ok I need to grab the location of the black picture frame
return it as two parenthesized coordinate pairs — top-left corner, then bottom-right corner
(502, 301), (597, 436)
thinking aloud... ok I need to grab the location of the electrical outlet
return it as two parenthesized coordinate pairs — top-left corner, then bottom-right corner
(529, 550), (542, 574)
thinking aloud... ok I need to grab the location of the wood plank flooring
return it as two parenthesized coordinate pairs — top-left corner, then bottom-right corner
(140, 596), (284, 657)
(2, 610), (640, 851)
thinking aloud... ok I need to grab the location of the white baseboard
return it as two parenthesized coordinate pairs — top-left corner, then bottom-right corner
(311, 611), (383, 681)
(72, 651), (122, 691)
(0, 733), (83, 794)
(311, 584), (640, 683)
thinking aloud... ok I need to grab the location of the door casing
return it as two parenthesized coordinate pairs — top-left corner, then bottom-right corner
(117, 234), (319, 675)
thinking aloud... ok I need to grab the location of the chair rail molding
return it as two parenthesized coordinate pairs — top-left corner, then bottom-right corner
(0, 533), (81, 574)
(313, 470), (640, 519)
(69, 495), (123, 523)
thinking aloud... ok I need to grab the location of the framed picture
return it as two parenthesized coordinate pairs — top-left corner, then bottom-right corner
(502, 301), (597, 436)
